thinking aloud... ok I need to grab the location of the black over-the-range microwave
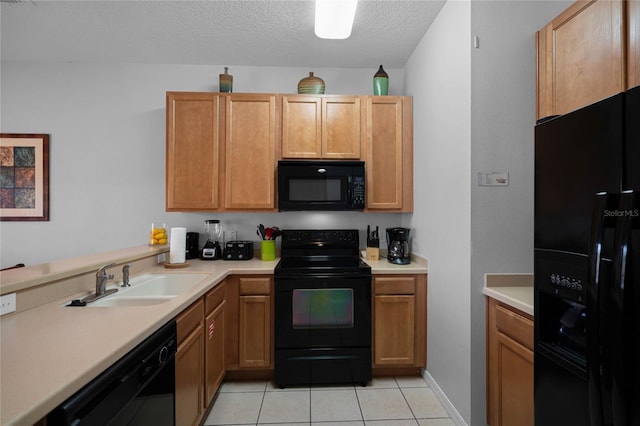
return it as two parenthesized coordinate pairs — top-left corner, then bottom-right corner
(277, 160), (365, 211)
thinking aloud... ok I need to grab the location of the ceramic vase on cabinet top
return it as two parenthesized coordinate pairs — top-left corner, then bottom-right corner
(373, 65), (389, 96)
(298, 72), (325, 94)
(219, 67), (233, 93)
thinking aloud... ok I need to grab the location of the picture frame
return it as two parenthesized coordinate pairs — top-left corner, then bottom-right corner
(0, 133), (50, 221)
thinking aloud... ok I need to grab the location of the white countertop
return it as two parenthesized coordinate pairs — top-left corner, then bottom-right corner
(482, 273), (534, 316)
(0, 247), (427, 425)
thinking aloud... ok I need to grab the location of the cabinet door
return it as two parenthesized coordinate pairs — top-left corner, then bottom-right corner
(629, 0), (640, 89)
(205, 300), (225, 405)
(322, 96), (362, 159)
(496, 333), (534, 426)
(239, 295), (272, 368)
(537, 0), (625, 118)
(175, 325), (204, 426)
(166, 92), (220, 211)
(374, 294), (415, 365)
(365, 96), (413, 211)
(224, 94), (277, 210)
(281, 96), (322, 158)
(486, 297), (534, 426)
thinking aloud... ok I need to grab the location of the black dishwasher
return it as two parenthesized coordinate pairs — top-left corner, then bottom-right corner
(47, 321), (176, 426)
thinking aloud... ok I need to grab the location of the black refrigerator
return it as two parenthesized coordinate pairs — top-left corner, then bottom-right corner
(534, 86), (640, 426)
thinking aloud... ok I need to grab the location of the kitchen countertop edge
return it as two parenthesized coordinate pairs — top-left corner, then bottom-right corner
(483, 273), (534, 317)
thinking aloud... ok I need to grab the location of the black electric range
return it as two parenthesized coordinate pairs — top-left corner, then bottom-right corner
(274, 229), (372, 388)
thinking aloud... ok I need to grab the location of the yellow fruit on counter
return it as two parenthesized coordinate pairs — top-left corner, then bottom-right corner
(150, 238), (158, 245)
(154, 232), (166, 239)
(158, 238), (167, 244)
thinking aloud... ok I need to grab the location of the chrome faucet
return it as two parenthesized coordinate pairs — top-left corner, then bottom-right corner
(80, 263), (118, 304)
(121, 263), (131, 287)
(96, 263), (116, 295)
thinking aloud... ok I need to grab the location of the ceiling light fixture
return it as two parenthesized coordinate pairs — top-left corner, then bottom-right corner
(314, 0), (359, 40)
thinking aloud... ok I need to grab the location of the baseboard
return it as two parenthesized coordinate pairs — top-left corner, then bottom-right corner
(421, 369), (468, 426)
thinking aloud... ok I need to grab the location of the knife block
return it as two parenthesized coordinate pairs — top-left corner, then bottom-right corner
(366, 247), (380, 260)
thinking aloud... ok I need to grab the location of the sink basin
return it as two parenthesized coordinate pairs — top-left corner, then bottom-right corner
(78, 273), (210, 307)
(115, 273), (210, 297)
(89, 296), (175, 307)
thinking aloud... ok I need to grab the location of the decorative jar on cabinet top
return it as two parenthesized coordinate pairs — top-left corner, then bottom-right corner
(373, 65), (389, 95)
(298, 72), (325, 94)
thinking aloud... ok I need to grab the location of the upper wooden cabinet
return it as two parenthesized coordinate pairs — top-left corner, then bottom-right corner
(536, 0), (629, 119)
(166, 92), (220, 211)
(365, 96), (413, 212)
(167, 92), (414, 213)
(166, 92), (277, 212)
(281, 95), (363, 159)
(224, 94), (277, 210)
(629, 0), (640, 89)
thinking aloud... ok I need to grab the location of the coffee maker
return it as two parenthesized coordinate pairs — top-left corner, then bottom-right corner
(386, 227), (410, 265)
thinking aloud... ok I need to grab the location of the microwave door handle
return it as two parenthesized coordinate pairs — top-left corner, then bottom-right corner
(347, 176), (353, 204)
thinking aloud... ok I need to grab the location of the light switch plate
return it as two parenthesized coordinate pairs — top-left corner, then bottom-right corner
(478, 172), (509, 186)
(0, 293), (17, 315)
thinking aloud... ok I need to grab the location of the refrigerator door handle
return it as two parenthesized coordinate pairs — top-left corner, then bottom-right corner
(587, 192), (610, 426)
(610, 190), (637, 426)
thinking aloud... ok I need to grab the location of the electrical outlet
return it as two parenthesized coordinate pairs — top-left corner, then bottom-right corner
(157, 253), (167, 264)
(0, 293), (17, 315)
(227, 230), (237, 242)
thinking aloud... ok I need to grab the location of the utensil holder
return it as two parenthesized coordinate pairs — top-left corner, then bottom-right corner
(261, 240), (276, 261)
(366, 247), (380, 260)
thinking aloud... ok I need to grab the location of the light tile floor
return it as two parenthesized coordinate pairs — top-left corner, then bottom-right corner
(203, 376), (455, 426)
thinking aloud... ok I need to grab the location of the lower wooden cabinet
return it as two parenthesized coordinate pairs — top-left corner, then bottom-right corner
(204, 283), (226, 406)
(372, 274), (427, 368)
(225, 275), (274, 371)
(175, 282), (226, 426)
(175, 299), (205, 426)
(486, 297), (534, 426)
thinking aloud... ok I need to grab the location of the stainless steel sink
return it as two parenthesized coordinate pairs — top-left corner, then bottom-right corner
(75, 273), (210, 307)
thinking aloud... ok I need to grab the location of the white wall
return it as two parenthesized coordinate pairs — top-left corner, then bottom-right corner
(405, 0), (472, 421)
(468, 1), (571, 424)
(0, 63), (407, 267)
(405, 1), (572, 424)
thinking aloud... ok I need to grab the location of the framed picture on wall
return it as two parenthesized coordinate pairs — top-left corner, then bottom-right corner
(0, 134), (50, 221)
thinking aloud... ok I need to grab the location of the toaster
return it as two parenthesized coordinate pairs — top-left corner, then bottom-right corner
(223, 241), (254, 260)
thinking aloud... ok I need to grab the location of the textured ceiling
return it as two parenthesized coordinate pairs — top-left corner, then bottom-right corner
(0, 0), (446, 68)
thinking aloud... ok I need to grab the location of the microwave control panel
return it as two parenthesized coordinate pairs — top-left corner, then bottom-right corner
(352, 176), (365, 207)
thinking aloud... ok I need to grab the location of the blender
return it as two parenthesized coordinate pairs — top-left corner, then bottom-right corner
(201, 219), (223, 260)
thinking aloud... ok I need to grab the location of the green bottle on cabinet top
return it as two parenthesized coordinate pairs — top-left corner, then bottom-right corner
(219, 67), (233, 93)
(373, 65), (389, 96)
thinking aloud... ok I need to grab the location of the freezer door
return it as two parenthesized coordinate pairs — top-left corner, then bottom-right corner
(535, 93), (624, 256)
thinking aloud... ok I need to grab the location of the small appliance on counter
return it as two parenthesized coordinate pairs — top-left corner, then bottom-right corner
(386, 227), (410, 265)
(223, 241), (254, 260)
(186, 232), (200, 259)
(201, 220), (222, 260)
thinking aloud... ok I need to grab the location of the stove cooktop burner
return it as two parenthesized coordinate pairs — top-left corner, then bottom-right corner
(275, 229), (371, 276)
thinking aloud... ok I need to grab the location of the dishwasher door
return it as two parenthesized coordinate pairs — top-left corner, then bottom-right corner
(47, 321), (176, 426)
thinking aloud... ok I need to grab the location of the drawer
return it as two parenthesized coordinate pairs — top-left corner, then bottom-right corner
(374, 276), (416, 295)
(495, 303), (533, 350)
(239, 277), (271, 295)
(176, 298), (204, 343)
(205, 283), (226, 315)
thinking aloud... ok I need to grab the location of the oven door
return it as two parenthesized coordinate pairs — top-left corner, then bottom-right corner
(275, 274), (371, 349)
